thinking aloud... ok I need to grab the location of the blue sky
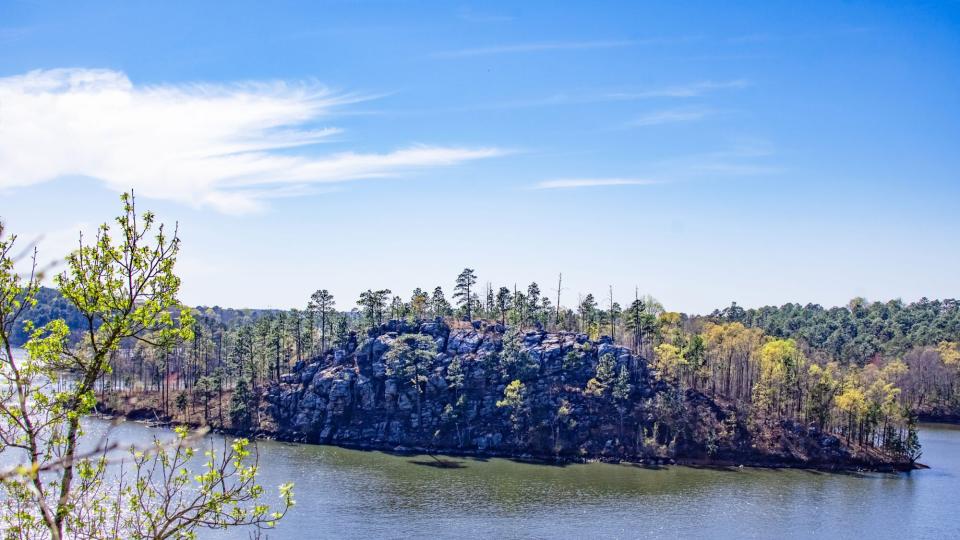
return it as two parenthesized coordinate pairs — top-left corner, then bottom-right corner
(1, 0), (958, 313)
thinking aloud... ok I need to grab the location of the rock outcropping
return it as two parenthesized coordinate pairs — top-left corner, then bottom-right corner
(265, 319), (881, 467)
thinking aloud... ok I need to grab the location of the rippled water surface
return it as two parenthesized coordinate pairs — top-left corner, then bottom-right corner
(81, 419), (959, 539)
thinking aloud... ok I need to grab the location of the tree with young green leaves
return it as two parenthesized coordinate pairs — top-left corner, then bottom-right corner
(753, 338), (806, 423)
(496, 379), (528, 440)
(51, 192), (195, 534)
(806, 362), (840, 430)
(653, 343), (685, 383)
(0, 193), (293, 539)
(701, 322), (764, 402)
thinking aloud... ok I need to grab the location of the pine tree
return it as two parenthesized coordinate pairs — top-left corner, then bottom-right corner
(613, 365), (632, 437)
(608, 286), (620, 340)
(359, 289), (391, 327)
(453, 268), (478, 320)
(290, 308), (304, 363)
(579, 294), (597, 332)
(389, 295), (406, 320)
(625, 295), (646, 354)
(229, 376), (253, 431)
(410, 288), (430, 320)
(904, 413), (923, 464)
(308, 289), (335, 354)
(304, 308), (316, 357)
(613, 364), (632, 402)
(446, 357), (466, 399)
(431, 286), (451, 318)
(527, 282), (541, 325)
(384, 334), (437, 431)
(333, 315), (350, 348)
(484, 283), (495, 319)
(585, 353), (617, 397)
(495, 287), (512, 325)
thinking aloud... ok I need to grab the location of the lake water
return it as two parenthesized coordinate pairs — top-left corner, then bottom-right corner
(78, 419), (959, 540)
(3, 347), (957, 539)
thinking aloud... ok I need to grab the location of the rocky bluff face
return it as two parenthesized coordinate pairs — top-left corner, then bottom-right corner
(266, 319), (853, 465)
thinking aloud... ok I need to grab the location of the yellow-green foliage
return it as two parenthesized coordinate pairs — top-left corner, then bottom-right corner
(653, 343), (683, 381)
(836, 386), (867, 418)
(751, 338), (805, 420)
(497, 379), (528, 434)
(938, 341), (960, 367)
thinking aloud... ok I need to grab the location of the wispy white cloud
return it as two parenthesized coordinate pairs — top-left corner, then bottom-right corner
(431, 39), (635, 58)
(602, 79), (749, 100)
(651, 138), (781, 178)
(534, 178), (657, 190)
(630, 107), (714, 127)
(403, 80), (748, 114)
(0, 68), (504, 214)
(456, 7), (514, 23)
(534, 139), (779, 191)
(689, 162), (781, 175)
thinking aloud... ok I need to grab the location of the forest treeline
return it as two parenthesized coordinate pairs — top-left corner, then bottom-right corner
(19, 270), (960, 455)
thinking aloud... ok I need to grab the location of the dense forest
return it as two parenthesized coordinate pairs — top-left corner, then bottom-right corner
(18, 270), (960, 465)
(710, 299), (960, 421)
(712, 299), (960, 366)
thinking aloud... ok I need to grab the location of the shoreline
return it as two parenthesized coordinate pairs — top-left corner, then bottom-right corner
(92, 405), (923, 474)
(917, 414), (960, 425)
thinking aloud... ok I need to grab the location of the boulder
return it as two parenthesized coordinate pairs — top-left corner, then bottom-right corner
(326, 378), (353, 416)
(444, 329), (477, 354)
